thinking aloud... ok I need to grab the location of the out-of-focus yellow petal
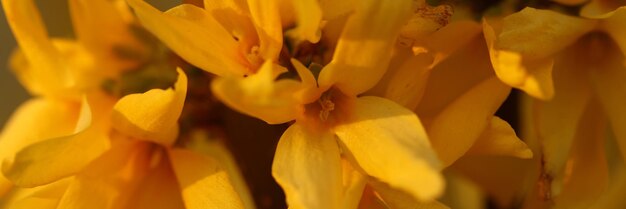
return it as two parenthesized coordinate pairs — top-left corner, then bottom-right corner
(2, 97), (110, 187)
(416, 34), (493, 120)
(379, 53), (433, 110)
(420, 21), (483, 65)
(466, 117), (533, 159)
(184, 131), (256, 209)
(126, 149), (185, 209)
(452, 157), (533, 208)
(369, 180), (450, 209)
(335, 96), (443, 201)
(318, 0), (412, 96)
(600, 7), (626, 58)
(2, 0), (68, 95)
(553, 101), (608, 209)
(341, 159), (367, 209)
(537, 48), (592, 182)
(319, 0), (355, 21)
(272, 123), (342, 209)
(581, 1), (623, 18)
(0, 99), (80, 195)
(247, 0), (282, 60)
(495, 8), (595, 60)
(126, 0), (246, 76)
(438, 172), (485, 209)
(112, 68), (187, 146)
(286, 0), (322, 43)
(3, 178), (70, 209)
(586, 35), (626, 163)
(56, 139), (163, 209)
(169, 148), (246, 209)
(212, 61), (301, 124)
(427, 77), (511, 167)
(68, 0), (133, 67)
(483, 20), (556, 100)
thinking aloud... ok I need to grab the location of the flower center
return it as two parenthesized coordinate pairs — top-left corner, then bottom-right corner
(302, 88), (354, 129)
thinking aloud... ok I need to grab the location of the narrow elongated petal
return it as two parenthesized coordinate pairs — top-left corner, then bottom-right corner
(2, 97), (110, 187)
(587, 36), (626, 163)
(112, 68), (187, 146)
(427, 77), (511, 167)
(335, 96), (443, 201)
(538, 48), (592, 180)
(126, 0), (246, 76)
(185, 131), (256, 209)
(286, 0), (322, 43)
(381, 53), (433, 110)
(247, 0), (282, 60)
(483, 20), (556, 100)
(340, 159), (367, 209)
(272, 123), (342, 209)
(466, 117), (533, 159)
(68, 0), (132, 65)
(318, 0), (412, 96)
(212, 61), (301, 124)
(0, 99), (80, 195)
(126, 149), (186, 209)
(169, 149), (246, 209)
(553, 102), (608, 209)
(3, 179), (70, 209)
(2, 0), (68, 96)
(600, 7), (626, 58)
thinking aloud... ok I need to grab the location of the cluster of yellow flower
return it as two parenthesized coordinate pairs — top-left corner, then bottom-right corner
(0, 0), (624, 208)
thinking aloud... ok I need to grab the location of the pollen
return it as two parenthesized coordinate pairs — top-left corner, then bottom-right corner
(318, 92), (335, 121)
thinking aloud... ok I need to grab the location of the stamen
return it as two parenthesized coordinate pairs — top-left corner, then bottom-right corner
(318, 92), (335, 121)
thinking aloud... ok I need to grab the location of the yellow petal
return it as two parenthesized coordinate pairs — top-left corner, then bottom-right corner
(427, 77), (511, 167)
(169, 148), (246, 209)
(483, 20), (556, 100)
(1, 176), (70, 209)
(466, 116), (533, 159)
(272, 123), (342, 209)
(247, 0), (282, 60)
(318, 0), (356, 21)
(212, 61), (301, 124)
(2, 97), (111, 187)
(1, 0), (68, 95)
(495, 8), (595, 61)
(111, 68), (187, 146)
(379, 53), (434, 110)
(537, 48), (592, 181)
(341, 159), (367, 209)
(415, 33), (494, 119)
(68, 0), (133, 65)
(600, 7), (626, 58)
(369, 180), (450, 209)
(553, 101), (608, 209)
(452, 156), (534, 208)
(335, 96), (443, 201)
(581, 1), (624, 18)
(586, 35), (626, 163)
(126, 0), (247, 76)
(184, 130), (256, 209)
(56, 139), (155, 209)
(318, 0), (412, 96)
(286, 0), (322, 43)
(0, 99), (80, 195)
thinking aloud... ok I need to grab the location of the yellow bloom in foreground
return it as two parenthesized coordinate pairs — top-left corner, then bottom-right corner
(1, 0), (254, 208)
(485, 6), (626, 208)
(210, 1), (445, 208)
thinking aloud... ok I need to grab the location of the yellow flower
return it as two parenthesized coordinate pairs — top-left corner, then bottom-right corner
(484, 6), (626, 208)
(207, 0), (446, 208)
(1, 0), (254, 208)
